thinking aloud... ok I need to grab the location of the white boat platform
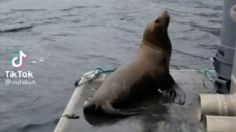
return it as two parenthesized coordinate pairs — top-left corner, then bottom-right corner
(54, 70), (216, 132)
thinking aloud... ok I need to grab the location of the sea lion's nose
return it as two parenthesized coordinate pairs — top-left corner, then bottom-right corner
(163, 10), (169, 15)
(162, 10), (169, 16)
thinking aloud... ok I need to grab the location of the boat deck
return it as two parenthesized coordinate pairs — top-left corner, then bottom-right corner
(54, 70), (216, 132)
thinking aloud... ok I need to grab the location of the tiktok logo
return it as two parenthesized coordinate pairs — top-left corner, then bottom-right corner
(11, 50), (27, 68)
(5, 50), (36, 86)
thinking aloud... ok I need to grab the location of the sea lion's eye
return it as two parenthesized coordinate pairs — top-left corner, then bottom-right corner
(155, 19), (160, 23)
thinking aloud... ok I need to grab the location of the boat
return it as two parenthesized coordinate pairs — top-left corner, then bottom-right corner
(54, 68), (216, 132)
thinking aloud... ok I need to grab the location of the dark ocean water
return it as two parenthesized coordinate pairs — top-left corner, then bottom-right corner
(0, 0), (222, 131)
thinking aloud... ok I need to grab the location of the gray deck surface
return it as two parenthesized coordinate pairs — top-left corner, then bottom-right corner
(55, 70), (216, 132)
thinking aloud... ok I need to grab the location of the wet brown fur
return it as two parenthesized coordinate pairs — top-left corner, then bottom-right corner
(83, 11), (181, 116)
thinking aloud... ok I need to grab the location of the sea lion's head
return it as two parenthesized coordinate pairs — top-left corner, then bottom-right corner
(142, 11), (171, 53)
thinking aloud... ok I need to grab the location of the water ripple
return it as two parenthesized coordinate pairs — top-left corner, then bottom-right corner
(18, 118), (59, 132)
(10, 9), (46, 12)
(60, 5), (101, 12)
(0, 24), (33, 33)
(190, 21), (221, 36)
(173, 49), (209, 60)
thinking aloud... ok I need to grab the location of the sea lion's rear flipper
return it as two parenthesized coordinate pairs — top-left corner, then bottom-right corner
(101, 103), (143, 116)
(159, 74), (186, 105)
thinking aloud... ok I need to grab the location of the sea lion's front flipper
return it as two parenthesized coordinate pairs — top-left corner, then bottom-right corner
(158, 74), (186, 105)
(159, 85), (186, 105)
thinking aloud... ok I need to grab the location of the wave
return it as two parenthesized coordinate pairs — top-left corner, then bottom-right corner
(17, 118), (59, 132)
(0, 24), (33, 33)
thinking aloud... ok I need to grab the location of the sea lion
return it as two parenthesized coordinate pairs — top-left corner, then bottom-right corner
(83, 11), (185, 116)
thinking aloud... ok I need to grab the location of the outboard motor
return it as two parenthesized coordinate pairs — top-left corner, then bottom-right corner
(213, 0), (236, 93)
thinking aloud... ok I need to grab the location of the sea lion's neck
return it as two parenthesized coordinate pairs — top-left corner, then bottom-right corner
(137, 41), (164, 59)
(136, 42), (170, 69)
(142, 32), (172, 56)
(142, 40), (162, 50)
(137, 40), (172, 66)
(141, 39), (171, 55)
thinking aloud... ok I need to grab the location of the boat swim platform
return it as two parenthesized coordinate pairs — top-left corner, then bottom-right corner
(54, 70), (216, 132)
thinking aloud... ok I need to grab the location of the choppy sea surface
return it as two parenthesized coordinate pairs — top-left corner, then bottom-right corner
(0, 0), (222, 131)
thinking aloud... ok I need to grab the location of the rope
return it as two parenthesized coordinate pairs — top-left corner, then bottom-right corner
(202, 68), (216, 89)
(75, 67), (117, 87)
(94, 67), (117, 75)
(76, 67), (216, 89)
(204, 68), (216, 83)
